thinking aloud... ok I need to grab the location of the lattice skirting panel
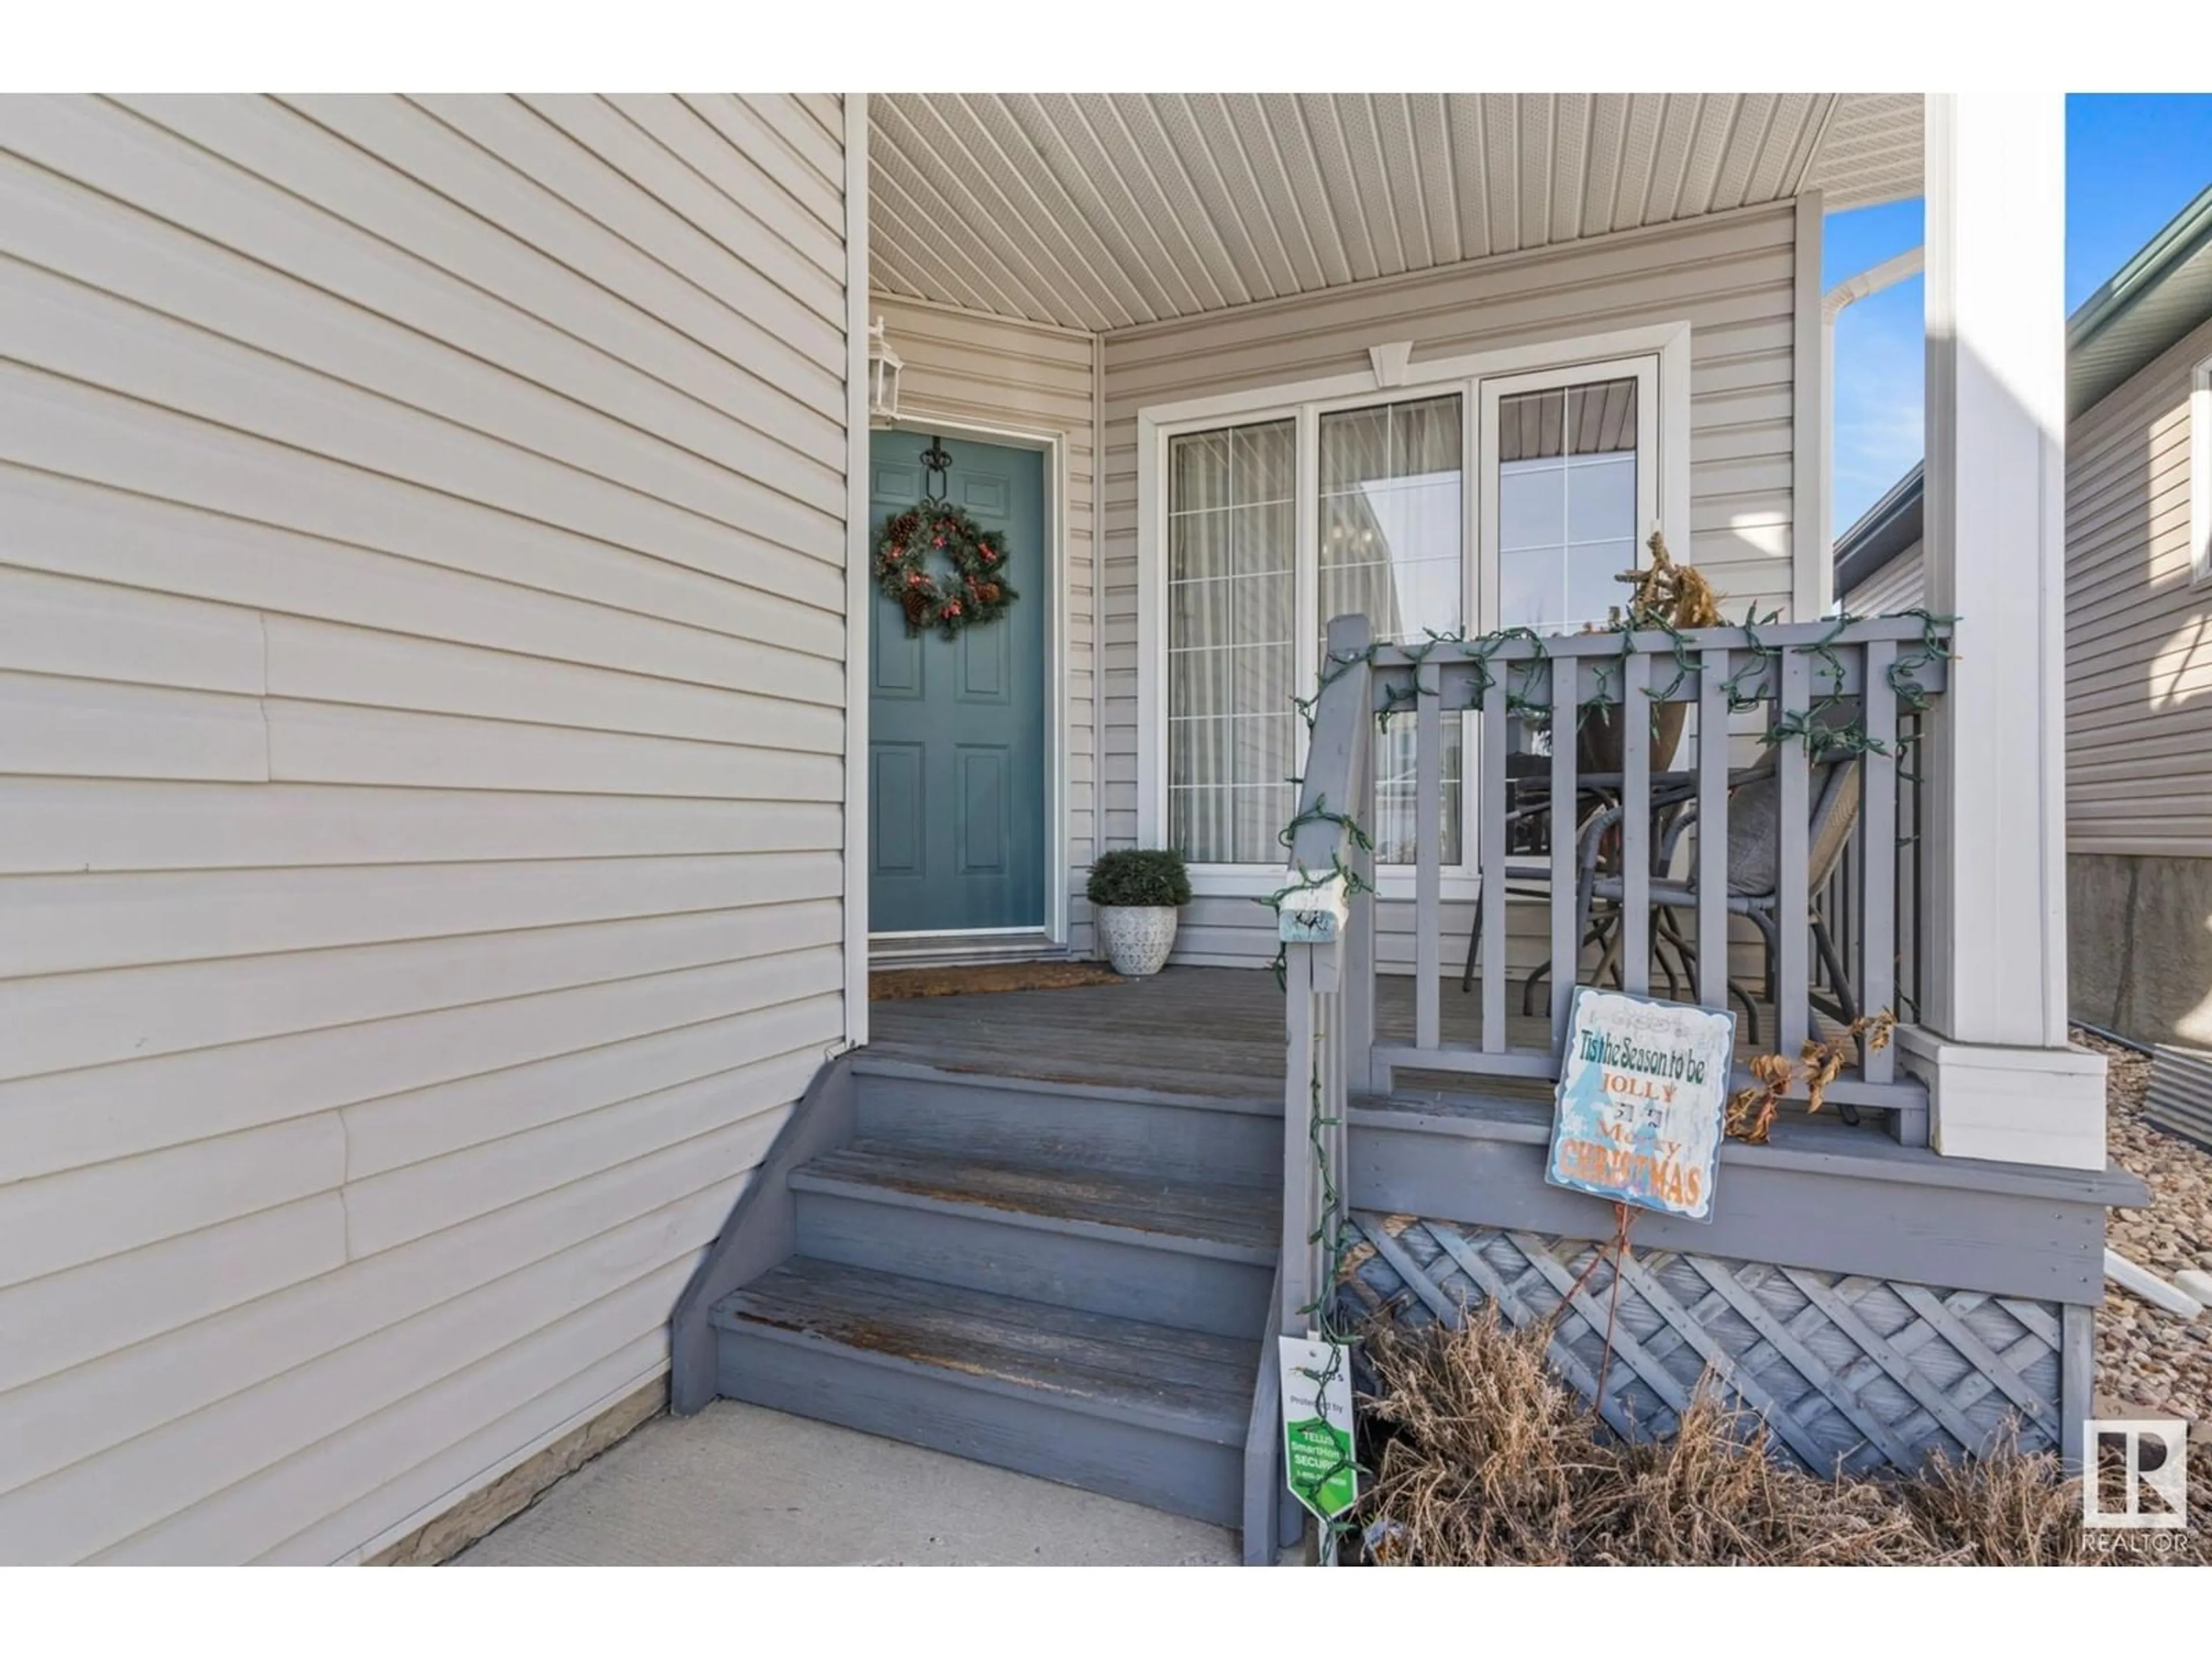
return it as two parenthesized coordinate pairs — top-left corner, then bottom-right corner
(1339, 1211), (2070, 1476)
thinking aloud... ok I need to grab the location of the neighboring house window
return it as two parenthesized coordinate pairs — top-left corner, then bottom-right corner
(1158, 346), (1665, 871)
(2195, 357), (2212, 586)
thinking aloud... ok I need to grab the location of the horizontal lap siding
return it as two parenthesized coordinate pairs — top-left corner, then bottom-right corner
(1843, 540), (1925, 616)
(867, 296), (1100, 949)
(0, 94), (851, 1563)
(2066, 313), (2212, 857)
(1098, 204), (1804, 964)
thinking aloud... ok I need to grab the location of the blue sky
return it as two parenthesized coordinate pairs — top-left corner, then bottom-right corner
(1825, 94), (2212, 536)
(1824, 198), (1924, 536)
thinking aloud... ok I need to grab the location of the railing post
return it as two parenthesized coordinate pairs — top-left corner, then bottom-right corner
(1279, 613), (1373, 1337)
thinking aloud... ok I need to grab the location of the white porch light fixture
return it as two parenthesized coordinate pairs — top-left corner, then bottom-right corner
(866, 317), (903, 427)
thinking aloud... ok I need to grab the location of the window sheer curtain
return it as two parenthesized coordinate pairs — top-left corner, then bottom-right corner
(1319, 395), (1463, 865)
(1168, 421), (1295, 864)
(1167, 399), (1466, 868)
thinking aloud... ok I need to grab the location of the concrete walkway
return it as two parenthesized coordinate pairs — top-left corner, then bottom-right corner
(456, 1401), (1241, 1566)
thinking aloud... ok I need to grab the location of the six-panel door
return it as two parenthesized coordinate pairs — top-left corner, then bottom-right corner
(868, 433), (1048, 934)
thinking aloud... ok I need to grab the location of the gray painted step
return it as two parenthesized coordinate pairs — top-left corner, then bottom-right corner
(792, 1145), (1277, 1336)
(712, 1257), (1255, 1527)
(851, 1058), (1281, 1188)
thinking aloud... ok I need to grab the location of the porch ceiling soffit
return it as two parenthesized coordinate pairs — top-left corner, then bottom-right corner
(867, 93), (1925, 333)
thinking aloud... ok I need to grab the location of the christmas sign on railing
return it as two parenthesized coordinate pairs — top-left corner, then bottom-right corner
(1546, 985), (1734, 1222)
(1279, 1335), (1358, 1524)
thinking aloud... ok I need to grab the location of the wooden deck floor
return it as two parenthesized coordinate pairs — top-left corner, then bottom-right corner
(868, 964), (1817, 1108)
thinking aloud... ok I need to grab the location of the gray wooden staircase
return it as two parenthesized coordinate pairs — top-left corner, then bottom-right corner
(676, 1054), (1286, 1539)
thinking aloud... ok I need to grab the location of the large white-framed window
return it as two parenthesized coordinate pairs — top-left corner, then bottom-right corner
(1138, 323), (1691, 886)
(2192, 356), (2212, 588)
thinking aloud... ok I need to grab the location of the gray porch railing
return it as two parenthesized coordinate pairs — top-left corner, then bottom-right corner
(1277, 613), (1954, 1327)
(1275, 615), (1376, 1338)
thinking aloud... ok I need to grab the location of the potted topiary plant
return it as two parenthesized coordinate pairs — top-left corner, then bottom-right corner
(1087, 849), (1192, 978)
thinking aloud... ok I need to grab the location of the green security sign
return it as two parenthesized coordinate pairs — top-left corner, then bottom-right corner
(1279, 1335), (1358, 1520)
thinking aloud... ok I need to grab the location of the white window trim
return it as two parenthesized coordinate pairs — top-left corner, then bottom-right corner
(2193, 356), (2212, 588)
(1135, 322), (1692, 896)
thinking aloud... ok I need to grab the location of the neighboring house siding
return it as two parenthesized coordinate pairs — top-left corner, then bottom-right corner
(0, 95), (851, 1563)
(2066, 310), (2212, 859)
(1846, 540), (1925, 614)
(1097, 202), (1805, 965)
(2065, 310), (2212, 1047)
(867, 296), (1101, 952)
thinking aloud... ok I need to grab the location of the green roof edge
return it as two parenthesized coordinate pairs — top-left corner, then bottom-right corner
(2066, 179), (2212, 353)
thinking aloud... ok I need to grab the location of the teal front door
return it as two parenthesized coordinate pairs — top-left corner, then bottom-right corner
(869, 433), (1049, 935)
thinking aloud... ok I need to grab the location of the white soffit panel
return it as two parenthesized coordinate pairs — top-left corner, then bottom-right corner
(869, 93), (1925, 331)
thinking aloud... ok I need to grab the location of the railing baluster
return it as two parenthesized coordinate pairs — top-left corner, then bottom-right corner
(1480, 675), (1509, 1051)
(1861, 638), (1898, 1085)
(1415, 660), (1441, 1052)
(1550, 657), (1580, 1051)
(1281, 942), (1318, 1335)
(1346, 701), (1377, 1090)
(1697, 647), (1729, 1013)
(1777, 648), (1812, 1059)
(1620, 651), (1651, 998)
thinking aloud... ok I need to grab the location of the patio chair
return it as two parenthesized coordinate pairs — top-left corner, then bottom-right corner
(1574, 747), (1863, 1047)
(1459, 755), (1582, 994)
(1494, 766), (1706, 1012)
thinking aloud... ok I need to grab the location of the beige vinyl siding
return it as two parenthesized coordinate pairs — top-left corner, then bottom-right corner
(1845, 540), (1926, 615)
(2066, 312), (2212, 857)
(1099, 202), (1806, 964)
(867, 295), (1101, 949)
(0, 94), (851, 1564)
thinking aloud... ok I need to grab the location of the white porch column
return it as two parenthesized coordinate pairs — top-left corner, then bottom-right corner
(1902, 93), (2107, 1169)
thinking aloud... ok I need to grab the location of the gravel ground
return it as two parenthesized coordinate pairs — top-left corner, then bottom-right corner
(2083, 1028), (2212, 1425)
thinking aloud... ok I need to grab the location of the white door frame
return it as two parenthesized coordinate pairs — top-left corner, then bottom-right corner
(861, 414), (1071, 959)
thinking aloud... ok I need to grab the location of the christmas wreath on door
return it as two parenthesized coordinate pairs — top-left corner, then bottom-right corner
(873, 437), (1020, 639)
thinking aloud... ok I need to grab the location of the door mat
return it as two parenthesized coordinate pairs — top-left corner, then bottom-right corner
(869, 961), (1126, 1001)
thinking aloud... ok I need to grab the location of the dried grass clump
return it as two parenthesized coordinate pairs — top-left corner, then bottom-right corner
(1358, 1307), (2206, 1566)
(1897, 1428), (2085, 1566)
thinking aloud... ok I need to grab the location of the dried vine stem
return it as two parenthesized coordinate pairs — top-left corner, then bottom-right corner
(1618, 528), (1723, 631)
(1724, 1010), (1899, 1144)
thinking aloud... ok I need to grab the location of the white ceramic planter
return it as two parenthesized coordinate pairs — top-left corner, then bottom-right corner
(1097, 905), (1179, 977)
